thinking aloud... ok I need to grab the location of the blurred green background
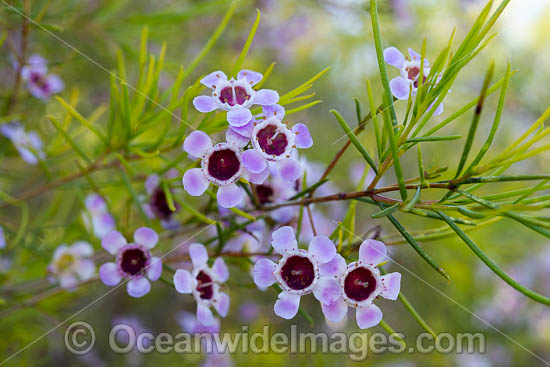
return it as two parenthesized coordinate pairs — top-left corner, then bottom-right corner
(1, 0), (549, 365)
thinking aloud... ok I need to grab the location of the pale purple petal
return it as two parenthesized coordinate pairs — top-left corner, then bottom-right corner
(278, 158), (301, 182)
(359, 239), (387, 266)
(71, 241), (93, 257)
(134, 227), (158, 249)
(356, 303), (383, 329)
(308, 235), (336, 264)
(428, 101), (444, 116)
(127, 277), (151, 298)
(174, 269), (193, 294)
(230, 120), (254, 138)
(85, 194), (107, 213)
(389, 77), (412, 100)
(99, 262), (122, 286)
(76, 260), (96, 281)
(271, 226), (297, 253)
(212, 257), (229, 282)
(246, 165), (270, 184)
(319, 254), (347, 277)
(92, 213), (115, 238)
(190, 243), (209, 268)
(45, 74), (64, 93)
(384, 47), (405, 69)
(271, 207), (295, 223)
(227, 108), (253, 127)
(217, 183), (243, 208)
(242, 149), (267, 174)
(147, 257), (163, 281)
(200, 71), (227, 88)
(292, 123), (313, 149)
(59, 274), (78, 289)
(145, 174), (159, 195)
(313, 278), (341, 305)
(183, 130), (212, 158)
(254, 89), (279, 105)
(193, 96), (219, 113)
(408, 48), (421, 60)
(182, 168), (209, 196)
(322, 298), (348, 323)
(214, 292), (230, 317)
(380, 272), (401, 300)
(237, 69), (262, 86)
(226, 127), (249, 148)
(101, 231), (127, 255)
(197, 303), (215, 326)
(262, 104), (285, 120)
(0, 226), (5, 249)
(253, 258), (277, 288)
(274, 292), (300, 319)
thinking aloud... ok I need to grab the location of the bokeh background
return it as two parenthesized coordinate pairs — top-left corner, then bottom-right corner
(1, 0), (549, 365)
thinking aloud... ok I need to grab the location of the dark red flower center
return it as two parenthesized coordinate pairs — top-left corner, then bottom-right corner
(120, 248), (148, 276)
(149, 187), (176, 220)
(280, 255), (315, 290)
(219, 86), (250, 106)
(256, 184), (274, 204)
(195, 271), (214, 300)
(344, 267), (377, 302)
(256, 124), (288, 156)
(207, 149), (241, 181)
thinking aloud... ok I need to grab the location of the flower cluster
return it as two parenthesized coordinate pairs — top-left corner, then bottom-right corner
(183, 69), (313, 208)
(0, 122), (45, 165)
(47, 241), (95, 289)
(253, 227), (401, 329)
(20, 54), (64, 101)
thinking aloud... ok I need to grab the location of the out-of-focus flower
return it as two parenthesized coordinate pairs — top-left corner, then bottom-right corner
(242, 116), (312, 183)
(48, 242), (95, 289)
(320, 240), (401, 329)
(0, 122), (45, 165)
(142, 173), (180, 229)
(82, 194), (115, 239)
(99, 228), (162, 298)
(0, 226), (5, 249)
(252, 226), (340, 320)
(193, 69), (279, 128)
(173, 244), (230, 326)
(21, 54), (64, 100)
(182, 129), (258, 208)
(384, 47), (443, 115)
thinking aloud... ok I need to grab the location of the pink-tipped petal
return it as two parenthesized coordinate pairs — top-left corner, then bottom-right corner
(189, 243), (209, 268)
(292, 123), (313, 149)
(246, 165), (270, 184)
(227, 108), (253, 127)
(271, 226), (297, 253)
(197, 304), (215, 326)
(254, 89), (279, 105)
(322, 298), (348, 323)
(237, 69), (263, 86)
(384, 47), (405, 69)
(253, 258), (277, 288)
(183, 131), (212, 158)
(101, 231), (126, 255)
(147, 257), (162, 281)
(226, 127), (249, 148)
(359, 239), (387, 266)
(134, 227), (158, 248)
(319, 253), (347, 277)
(313, 278), (341, 305)
(214, 292), (230, 317)
(174, 269), (193, 294)
(182, 168), (209, 196)
(278, 158), (301, 182)
(274, 292), (300, 320)
(308, 235), (336, 264)
(356, 303), (383, 329)
(389, 77), (412, 100)
(217, 184), (243, 208)
(200, 71), (227, 88)
(212, 258), (229, 282)
(193, 96), (219, 113)
(242, 149), (267, 173)
(127, 277), (151, 298)
(380, 272), (401, 300)
(99, 262), (122, 286)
